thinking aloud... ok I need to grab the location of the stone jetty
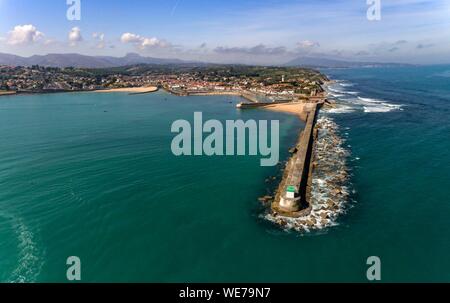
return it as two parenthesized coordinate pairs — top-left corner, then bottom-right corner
(264, 115), (350, 232)
(270, 103), (320, 217)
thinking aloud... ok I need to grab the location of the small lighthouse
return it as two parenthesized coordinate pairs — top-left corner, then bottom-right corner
(278, 185), (300, 212)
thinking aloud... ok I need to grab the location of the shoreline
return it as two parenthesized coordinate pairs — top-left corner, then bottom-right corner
(93, 86), (159, 94)
(0, 86), (160, 97)
(0, 91), (17, 97)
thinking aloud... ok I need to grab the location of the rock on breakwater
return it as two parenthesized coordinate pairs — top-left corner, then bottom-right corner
(264, 116), (350, 232)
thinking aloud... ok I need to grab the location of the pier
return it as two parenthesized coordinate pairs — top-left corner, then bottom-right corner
(271, 103), (321, 217)
(236, 100), (290, 109)
(187, 90), (263, 103)
(163, 87), (271, 104)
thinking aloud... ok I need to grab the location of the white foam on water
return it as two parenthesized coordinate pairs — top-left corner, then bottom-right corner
(356, 97), (403, 113)
(327, 87), (345, 94)
(339, 83), (354, 87)
(362, 102), (403, 113)
(323, 80), (403, 114)
(325, 105), (356, 114)
(325, 83), (403, 114)
(357, 96), (382, 103)
(315, 178), (326, 186)
(0, 212), (44, 283)
(328, 93), (345, 98)
(363, 106), (392, 113)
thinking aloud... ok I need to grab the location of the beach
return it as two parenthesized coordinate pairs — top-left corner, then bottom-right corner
(262, 102), (316, 121)
(0, 91), (16, 96)
(93, 86), (158, 93)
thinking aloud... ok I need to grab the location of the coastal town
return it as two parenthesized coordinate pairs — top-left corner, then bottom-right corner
(0, 64), (327, 101)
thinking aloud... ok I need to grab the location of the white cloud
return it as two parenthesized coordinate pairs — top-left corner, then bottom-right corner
(297, 40), (320, 49)
(120, 33), (142, 44)
(7, 24), (44, 45)
(120, 32), (170, 50)
(141, 37), (169, 48)
(68, 27), (83, 46)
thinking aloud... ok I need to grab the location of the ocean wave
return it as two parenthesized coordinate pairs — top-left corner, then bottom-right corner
(356, 97), (403, 112)
(339, 83), (354, 87)
(324, 105), (356, 114)
(357, 96), (383, 103)
(327, 87), (345, 94)
(328, 93), (345, 98)
(326, 85), (403, 113)
(363, 103), (403, 113)
(327, 84), (357, 96)
(363, 106), (392, 113)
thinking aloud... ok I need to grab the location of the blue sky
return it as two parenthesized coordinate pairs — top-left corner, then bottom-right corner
(0, 0), (449, 64)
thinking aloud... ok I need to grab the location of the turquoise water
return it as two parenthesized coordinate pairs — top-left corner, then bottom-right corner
(1, 65), (449, 282)
(0, 91), (303, 282)
(323, 65), (450, 282)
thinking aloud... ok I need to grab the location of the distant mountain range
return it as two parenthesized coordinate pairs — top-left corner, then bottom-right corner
(284, 56), (411, 68)
(0, 52), (411, 69)
(0, 52), (186, 68)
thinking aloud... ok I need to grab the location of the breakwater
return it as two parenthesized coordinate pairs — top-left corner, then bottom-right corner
(265, 114), (350, 232)
(188, 91), (262, 103)
(128, 87), (159, 95)
(236, 100), (290, 109)
(163, 88), (267, 104)
(270, 103), (320, 217)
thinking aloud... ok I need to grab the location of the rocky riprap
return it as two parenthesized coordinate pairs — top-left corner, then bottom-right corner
(264, 116), (350, 232)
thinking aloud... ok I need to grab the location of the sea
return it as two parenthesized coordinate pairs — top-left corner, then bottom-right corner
(0, 65), (449, 282)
